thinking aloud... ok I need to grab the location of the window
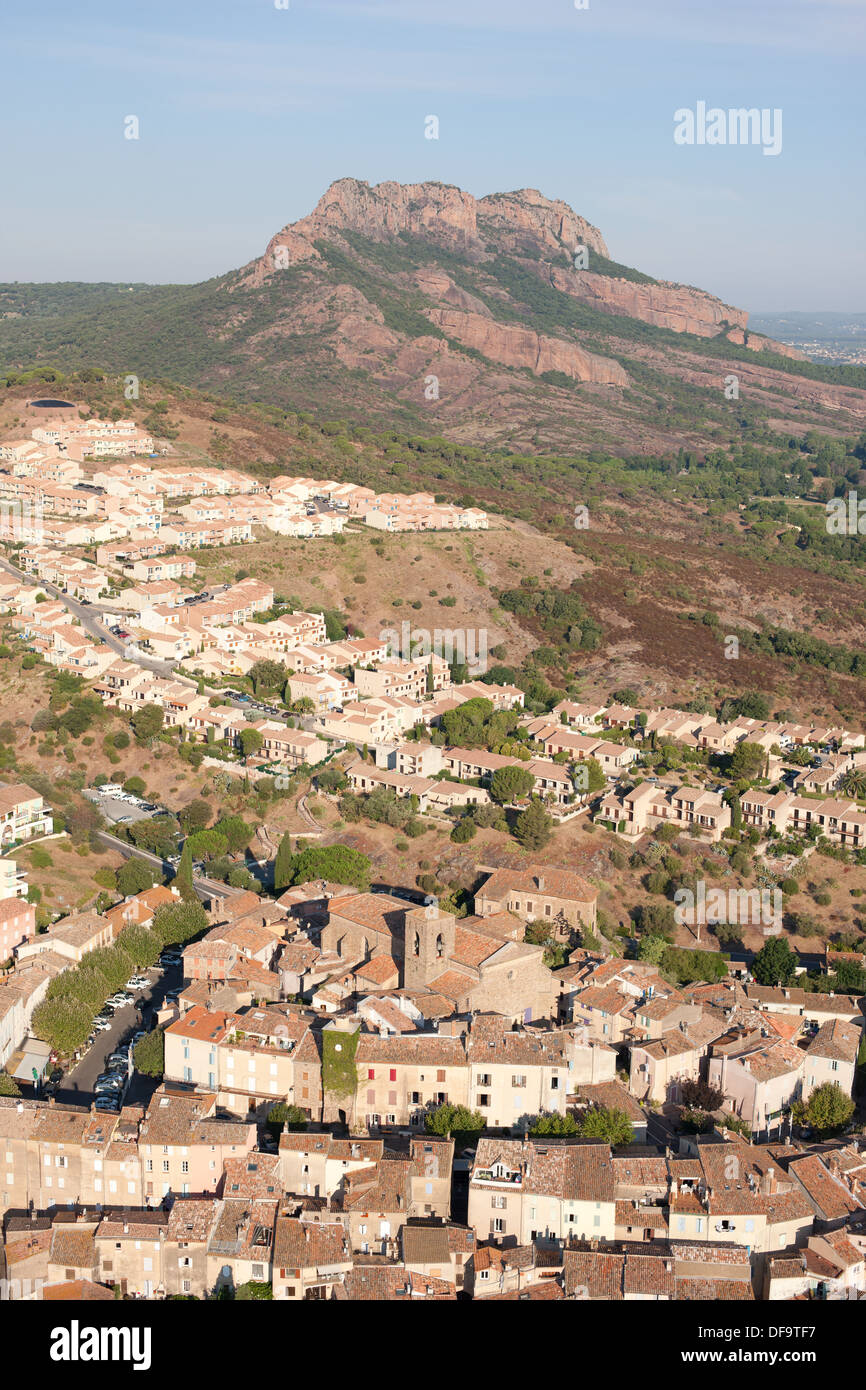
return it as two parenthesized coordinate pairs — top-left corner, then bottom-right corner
(493, 1218), (505, 1234)
(436, 1070), (445, 1083)
(252, 1264), (264, 1280)
(162, 1161), (170, 1173)
(368, 1069), (375, 1080)
(511, 1075), (526, 1089)
(181, 1160), (189, 1174)
(389, 1069), (396, 1082)
(492, 1195), (507, 1210)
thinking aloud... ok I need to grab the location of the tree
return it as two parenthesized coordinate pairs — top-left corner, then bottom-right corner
(577, 1106), (635, 1146)
(489, 764), (535, 805)
(179, 795), (214, 834)
(513, 797), (553, 850)
(130, 818), (180, 859)
(832, 960), (866, 994)
(32, 995), (92, 1053)
(235, 1282), (273, 1301)
(186, 829), (228, 860)
(795, 1082), (855, 1136)
(450, 817), (476, 843)
(316, 765), (347, 794)
(729, 741), (767, 782)
(240, 728), (264, 761)
(174, 841), (197, 903)
(131, 704), (164, 744)
(134, 1028), (165, 1078)
(214, 816), (252, 853)
(636, 902), (676, 938)
(840, 769), (866, 801)
(680, 1078), (724, 1112)
(117, 924), (161, 970)
(123, 776), (146, 798)
(0, 1071), (21, 1096)
(752, 937), (797, 986)
(266, 1101), (308, 1136)
(178, 799), (211, 834)
(529, 1112), (579, 1136)
(248, 658), (287, 693)
(425, 1102), (485, 1146)
(287, 844), (371, 892)
(574, 755), (606, 796)
(228, 867), (257, 891)
(151, 899), (207, 947)
(637, 933), (667, 965)
(116, 858), (157, 896)
(274, 831), (294, 892)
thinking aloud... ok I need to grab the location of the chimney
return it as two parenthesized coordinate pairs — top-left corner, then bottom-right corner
(536, 875), (545, 893)
(123, 1221), (129, 1234)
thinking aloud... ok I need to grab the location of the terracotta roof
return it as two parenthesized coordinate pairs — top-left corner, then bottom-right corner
(42, 1279), (113, 1301)
(273, 1216), (349, 1269)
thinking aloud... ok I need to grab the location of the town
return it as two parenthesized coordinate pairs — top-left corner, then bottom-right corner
(0, 414), (864, 1306)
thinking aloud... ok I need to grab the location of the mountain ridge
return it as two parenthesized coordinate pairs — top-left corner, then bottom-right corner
(2, 176), (865, 456)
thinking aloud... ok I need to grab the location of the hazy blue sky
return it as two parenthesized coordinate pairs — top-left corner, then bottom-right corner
(1, 0), (863, 311)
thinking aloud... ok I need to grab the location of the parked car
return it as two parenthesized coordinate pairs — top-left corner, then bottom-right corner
(94, 1096), (121, 1111)
(92, 1018), (112, 1032)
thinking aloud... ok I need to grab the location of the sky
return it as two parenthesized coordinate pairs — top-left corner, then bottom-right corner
(1, 0), (863, 312)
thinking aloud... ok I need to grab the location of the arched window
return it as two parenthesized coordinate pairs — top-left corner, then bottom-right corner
(436, 933), (445, 959)
(412, 932), (420, 957)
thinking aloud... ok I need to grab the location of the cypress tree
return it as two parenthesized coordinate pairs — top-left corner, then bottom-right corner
(274, 831), (295, 892)
(174, 840), (197, 903)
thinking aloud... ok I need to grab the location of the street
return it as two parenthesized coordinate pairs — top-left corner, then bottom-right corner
(94, 830), (245, 903)
(45, 958), (181, 1110)
(0, 551), (179, 679)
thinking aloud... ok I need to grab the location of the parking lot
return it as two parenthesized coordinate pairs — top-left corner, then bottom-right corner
(83, 786), (167, 826)
(51, 955), (183, 1110)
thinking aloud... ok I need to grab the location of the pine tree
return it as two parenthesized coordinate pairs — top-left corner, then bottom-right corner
(274, 831), (294, 892)
(174, 840), (197, 903)
(514, 797), (553, 850)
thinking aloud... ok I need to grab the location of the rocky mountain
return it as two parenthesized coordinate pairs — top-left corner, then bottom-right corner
(2, 177), (864, 454)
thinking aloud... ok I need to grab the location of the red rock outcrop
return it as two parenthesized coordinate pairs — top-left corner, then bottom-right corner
(550, 265), (747, 339)
(426, 307), (628, 386)
(477, 188), (608, 259)
(241, 178), (609, 287)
